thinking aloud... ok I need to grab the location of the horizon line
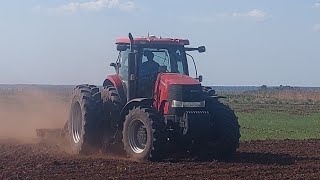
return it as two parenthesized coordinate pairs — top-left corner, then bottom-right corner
(1, 83), (320, 88)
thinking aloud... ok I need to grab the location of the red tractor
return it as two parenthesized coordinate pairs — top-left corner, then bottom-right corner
(47, 33), (240, 161)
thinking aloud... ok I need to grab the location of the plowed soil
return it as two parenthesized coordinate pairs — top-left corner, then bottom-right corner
(1, 139), (319, 179)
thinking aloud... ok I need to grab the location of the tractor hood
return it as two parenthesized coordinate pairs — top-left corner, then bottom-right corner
(158, 73), (201, 87)
(154, 73), (204, 114)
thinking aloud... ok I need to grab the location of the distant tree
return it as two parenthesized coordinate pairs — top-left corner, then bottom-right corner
(260, 85), (268, 91)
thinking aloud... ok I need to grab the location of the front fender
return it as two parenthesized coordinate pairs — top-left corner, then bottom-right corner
(120, 98), (154, 118)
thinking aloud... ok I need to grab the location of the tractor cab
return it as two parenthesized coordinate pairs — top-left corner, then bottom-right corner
(111, 34), (205, 99)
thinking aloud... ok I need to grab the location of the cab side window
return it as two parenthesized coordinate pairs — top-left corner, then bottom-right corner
(119, 49), (130, 82)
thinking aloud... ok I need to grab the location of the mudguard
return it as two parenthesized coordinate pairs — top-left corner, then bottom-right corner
(103, 75), (127, 104)
(120, 98), (154, 118)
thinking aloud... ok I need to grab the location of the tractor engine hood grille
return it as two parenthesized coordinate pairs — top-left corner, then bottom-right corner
(167, 84), (204, 102)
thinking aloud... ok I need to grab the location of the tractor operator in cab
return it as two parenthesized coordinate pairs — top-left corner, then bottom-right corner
(138, 50), (160, 97)
(139, 50), (160, 77)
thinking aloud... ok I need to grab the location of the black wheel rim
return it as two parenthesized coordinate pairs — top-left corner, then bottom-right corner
(128, 119), (147, 154)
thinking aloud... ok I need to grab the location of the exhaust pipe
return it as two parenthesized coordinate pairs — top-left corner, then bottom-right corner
(127, 32), (137, 101)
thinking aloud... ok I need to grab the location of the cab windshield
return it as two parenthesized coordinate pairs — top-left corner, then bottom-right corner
(138, 45), (189, 76)
(117, 45), (189, 89)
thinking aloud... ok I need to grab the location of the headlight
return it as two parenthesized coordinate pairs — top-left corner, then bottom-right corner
(171, 100), (205, 108)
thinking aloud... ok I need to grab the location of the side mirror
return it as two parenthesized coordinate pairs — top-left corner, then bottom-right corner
(117, 44), (129, 51)
(110, 63), (120, 71)
(198, 46), (206, 53)
(198, 75), (203, 82)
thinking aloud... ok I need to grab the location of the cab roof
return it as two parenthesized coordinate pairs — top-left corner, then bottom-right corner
(116, 36), (190, 46)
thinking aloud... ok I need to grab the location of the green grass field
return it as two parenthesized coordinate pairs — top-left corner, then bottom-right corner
(237, 111), (320, 141)
(222, 89), (320, 141)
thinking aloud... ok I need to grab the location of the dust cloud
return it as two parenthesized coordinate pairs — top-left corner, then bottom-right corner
(0, 90), (70, 142)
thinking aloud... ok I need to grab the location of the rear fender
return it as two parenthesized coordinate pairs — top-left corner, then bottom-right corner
(202, 86), (226, 99)
(103, 75), (127, 104)
(205, 95), (226, 100)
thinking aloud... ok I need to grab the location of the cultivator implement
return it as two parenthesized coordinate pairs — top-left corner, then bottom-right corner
(36, 128), (66, 138)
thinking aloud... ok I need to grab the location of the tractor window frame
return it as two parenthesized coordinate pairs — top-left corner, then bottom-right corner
(136, 44), (189, 76)
(118, 48), (131, 90)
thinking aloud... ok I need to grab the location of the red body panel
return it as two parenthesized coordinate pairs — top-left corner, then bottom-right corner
(116, 37), (190, 46)
(153, 73), (200, 114)
(106, 74), (123, 89)
(104, 74), (127, 103)
(105, 73), (200, 114)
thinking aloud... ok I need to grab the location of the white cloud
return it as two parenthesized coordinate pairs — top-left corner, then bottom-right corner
(232, 9), (268, 21)
(117, 1), (135, 11)
(35, 0), (135, 14)
(186, 9), (269, 24)
(313, 1), (320, 8)
(247, 9), (267, 19)
(313, 24), (320, 32)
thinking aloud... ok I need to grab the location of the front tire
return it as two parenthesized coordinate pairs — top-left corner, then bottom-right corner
(122, 107), (164, 161)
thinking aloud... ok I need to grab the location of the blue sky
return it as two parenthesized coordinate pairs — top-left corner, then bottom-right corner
(0, 0), (319, 86)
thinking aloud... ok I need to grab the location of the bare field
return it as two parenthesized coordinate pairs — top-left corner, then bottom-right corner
(0, 139), (319, 179)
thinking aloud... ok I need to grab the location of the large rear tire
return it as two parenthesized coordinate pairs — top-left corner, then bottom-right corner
(101, 85), (123, 152)
(206, 98), (240, 159)
(68, 84), (102, 154)
(122, 107), (164, 161)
